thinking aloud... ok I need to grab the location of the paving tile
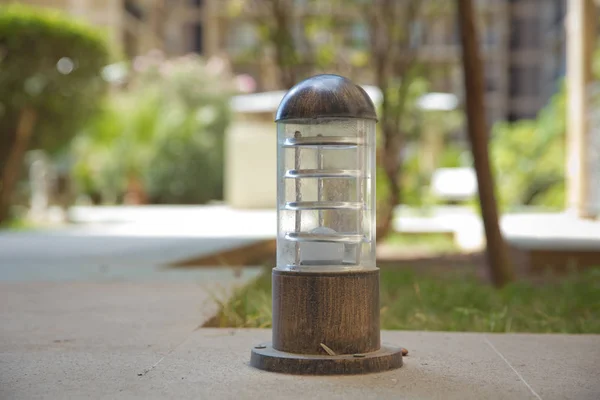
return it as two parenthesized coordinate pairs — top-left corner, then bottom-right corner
(485, 333), (600, 400)
(124, 329), (557, 400)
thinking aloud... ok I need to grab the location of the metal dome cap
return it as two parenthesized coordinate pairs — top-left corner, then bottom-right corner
(275, 74), (377, 123)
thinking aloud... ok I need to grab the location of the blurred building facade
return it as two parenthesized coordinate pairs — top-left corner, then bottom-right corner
(508, 0), (567, 120)
(5, 0), (205, 58)
(204, 0), (566, 124)
(8, 0), (566, 123)
(204, 0), (567, 124)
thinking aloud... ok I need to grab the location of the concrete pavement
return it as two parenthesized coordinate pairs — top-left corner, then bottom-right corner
(2, 315), (598, 399)
(0, 229), (263, 282)
(0, 205), (273, 281)
(1, 205), (599, 399)
(0, 206), (265, 397)
(0, 272), (598, 399)
(0, 281), (224, 399)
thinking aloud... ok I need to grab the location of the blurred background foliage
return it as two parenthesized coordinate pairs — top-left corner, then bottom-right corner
(72, 53), (235, 205)
(0, 4), (109, 155)
(375, 75), (429, 211)
(492, 83), (567, 211)
(0, 4), (109, 221)
(491, 47), (598, 212)
(376, 73), (466, 210)
(0, 1), (591, 217)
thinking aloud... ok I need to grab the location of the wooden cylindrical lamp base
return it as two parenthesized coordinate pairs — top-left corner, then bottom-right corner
(250, 269), (403, 375)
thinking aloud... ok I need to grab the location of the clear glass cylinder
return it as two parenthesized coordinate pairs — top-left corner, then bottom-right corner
(276, 118), (376, 272)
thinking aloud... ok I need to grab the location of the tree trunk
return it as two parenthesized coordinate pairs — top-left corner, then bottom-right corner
(457, 0), (514, 287)
(376, 119), (403, 241)
(0, 107), (37, 225)
(375, 69), (411, 241)
(123, 174), (148, 205)
(271, 0), (297, 89)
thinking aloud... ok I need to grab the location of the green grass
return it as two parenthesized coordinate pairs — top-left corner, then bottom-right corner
(383, 232), (459, 253)
(206, 268), (600, 333)
(0, 216), (35, 231)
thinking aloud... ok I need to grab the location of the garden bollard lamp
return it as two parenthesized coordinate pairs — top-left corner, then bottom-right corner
(250, 74), (404, 375)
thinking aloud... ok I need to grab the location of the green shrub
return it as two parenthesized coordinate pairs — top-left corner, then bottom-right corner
(0, 4), (109, 220)
(492, 46), (600, 211)
(492, 83), (566, 210)
(73, 53), (234, 204)
(0, 4), (109, 161)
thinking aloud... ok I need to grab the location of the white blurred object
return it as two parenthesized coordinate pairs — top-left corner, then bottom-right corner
(101, 62), (128, 84)
(430, 168), (477, 201)
(28, 152), (51, 222)
(417, 93), (459, 111)
(453, 219), (485, 251)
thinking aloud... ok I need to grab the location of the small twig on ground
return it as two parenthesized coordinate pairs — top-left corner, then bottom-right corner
(320, 343), (336, 356)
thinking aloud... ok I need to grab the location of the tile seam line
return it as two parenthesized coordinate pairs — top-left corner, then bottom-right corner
(137, 329), (196, 377)
(484, 336), (542, 400)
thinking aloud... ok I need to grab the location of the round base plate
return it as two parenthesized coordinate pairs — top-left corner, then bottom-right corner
(250, 343), (403, 375)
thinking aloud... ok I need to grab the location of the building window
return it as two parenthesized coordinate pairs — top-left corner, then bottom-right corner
(227, 23), (259, 56)
(193, 23), (203, 54)
(124, 0), (144, 20)
(510, 18), (540, 49)
(483, 21), (498, 47)
(485, 62), (499, 92)
(509, 66), (540, 97)
(451, 19), (460, 45)
(485, 74), (497, 92)
(351, 22), (369, 49)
